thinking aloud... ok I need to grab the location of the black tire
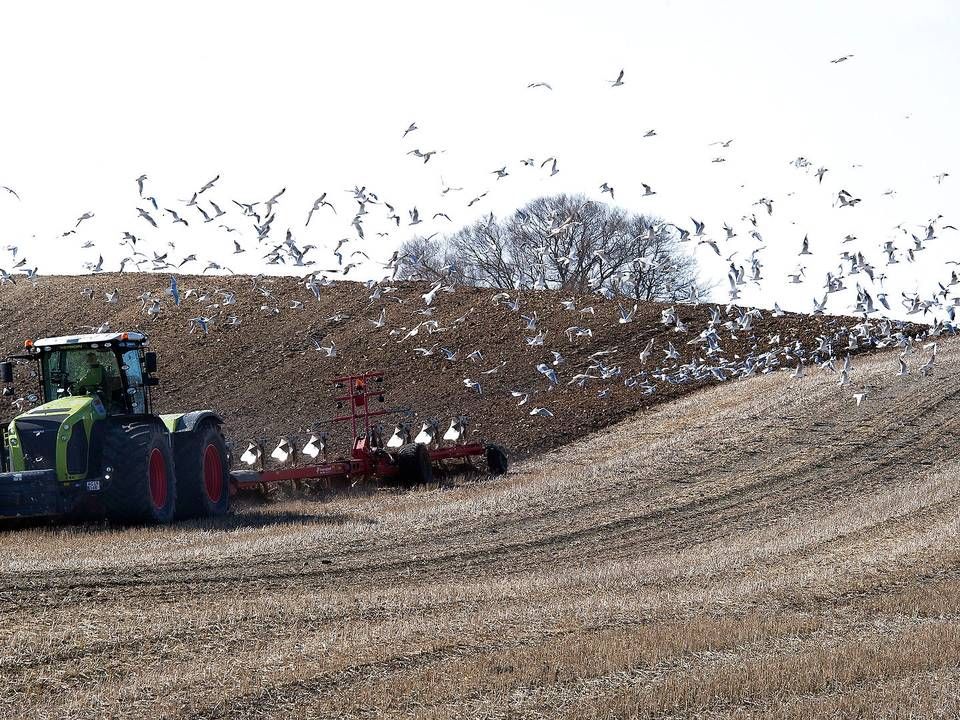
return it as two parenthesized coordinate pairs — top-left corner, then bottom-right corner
(102, 421), (177, 524)
(174, 423), (231, 519)
(396, 443), (433, 487)
(486, 444), (509, 475)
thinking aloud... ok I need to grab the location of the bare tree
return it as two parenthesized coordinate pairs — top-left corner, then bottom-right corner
(398, 194), (702, 300)
(394, 235), (455, 283)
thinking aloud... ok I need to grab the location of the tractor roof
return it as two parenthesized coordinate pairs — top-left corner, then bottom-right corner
(32, 331), (147, 348)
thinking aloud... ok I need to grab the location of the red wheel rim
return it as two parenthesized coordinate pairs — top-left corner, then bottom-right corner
(149, 448), (168, 509)
(203, 443), (224, 503)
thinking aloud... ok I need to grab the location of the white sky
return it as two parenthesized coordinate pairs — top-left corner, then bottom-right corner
(1, 0), (958, 319)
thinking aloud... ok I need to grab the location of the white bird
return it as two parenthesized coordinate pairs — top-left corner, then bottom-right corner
(369, 308), (387, 328)
(525, 331), (547, 347)
(422, 282), (442, 306)
(511, 390), (531, 406)
(530, 407), (554, 417)
(313, 338), (337, 357)
(535, 363), (558, 385)
(482, 361), (507, 375)
(639, 339), (655, 364)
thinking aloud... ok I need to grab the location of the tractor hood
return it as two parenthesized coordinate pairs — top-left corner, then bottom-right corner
(7, 395), (106, 478)
(18, 395), (106, 419)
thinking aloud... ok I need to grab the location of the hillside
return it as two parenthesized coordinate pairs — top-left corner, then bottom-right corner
(0, 273), (925, 462)
(1, 337), (958, 718)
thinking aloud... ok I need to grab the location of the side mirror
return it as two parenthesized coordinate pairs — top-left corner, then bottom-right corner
(0, 362), (13, 384)
(144, 352), (157, 374)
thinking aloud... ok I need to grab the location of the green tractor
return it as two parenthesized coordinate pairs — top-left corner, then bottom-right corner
(0, 331), (230, 524)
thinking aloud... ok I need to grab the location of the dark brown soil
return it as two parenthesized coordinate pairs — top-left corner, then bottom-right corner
(0, 273), (921, 462)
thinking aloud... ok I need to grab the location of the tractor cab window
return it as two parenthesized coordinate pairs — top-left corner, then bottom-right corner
(121, 349), (147, 415)
(42, 348), (124, 412)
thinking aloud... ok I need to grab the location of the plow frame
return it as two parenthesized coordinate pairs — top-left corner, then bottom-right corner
(230, 370), (503, 491)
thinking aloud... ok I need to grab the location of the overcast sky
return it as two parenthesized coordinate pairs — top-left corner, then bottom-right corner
(1, 1), (958, 319)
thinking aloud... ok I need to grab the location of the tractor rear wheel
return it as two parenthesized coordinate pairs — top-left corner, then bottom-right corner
(175, 423), (231, 519)
(102, 421), (177, 525)
(486, 444), (509, 475)
(396, 443), (433, 487)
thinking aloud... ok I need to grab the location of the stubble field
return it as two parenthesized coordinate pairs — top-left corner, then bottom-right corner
(2, 339), (959, 718)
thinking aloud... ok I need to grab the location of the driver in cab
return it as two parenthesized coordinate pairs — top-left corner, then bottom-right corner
(77, 352), (105, 395)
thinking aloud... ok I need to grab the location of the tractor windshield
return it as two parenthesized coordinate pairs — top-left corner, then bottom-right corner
(41, 348), (123, 411)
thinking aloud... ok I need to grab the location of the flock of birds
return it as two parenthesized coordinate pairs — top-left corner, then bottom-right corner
(213, 275), (939, 468)
(0, 57), (956, 458)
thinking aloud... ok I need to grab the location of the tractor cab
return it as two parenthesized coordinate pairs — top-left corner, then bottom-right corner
(5, 332), (158, 417)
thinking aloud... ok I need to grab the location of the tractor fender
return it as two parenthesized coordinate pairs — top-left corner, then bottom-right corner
(161, 410), (224, 434)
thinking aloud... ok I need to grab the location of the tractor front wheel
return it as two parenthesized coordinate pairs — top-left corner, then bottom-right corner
(102, 421), (177, 525)
(175, 423), (231, 519)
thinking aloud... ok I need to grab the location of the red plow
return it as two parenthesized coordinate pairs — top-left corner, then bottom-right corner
(229, 371), (508, 493)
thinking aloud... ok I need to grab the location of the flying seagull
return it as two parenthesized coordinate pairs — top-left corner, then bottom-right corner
(137, 207), (158, 228)
(198, 174), (220, 193)
(306, 193), (336, 226)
